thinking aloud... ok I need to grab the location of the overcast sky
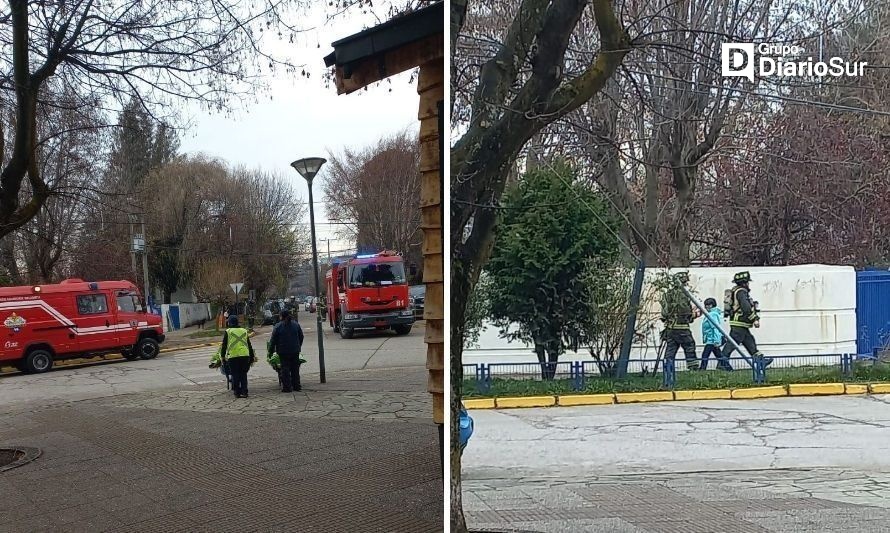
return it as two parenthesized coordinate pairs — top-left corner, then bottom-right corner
(178, 6), (420, 256)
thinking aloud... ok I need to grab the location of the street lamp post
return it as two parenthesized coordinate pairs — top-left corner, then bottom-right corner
(291, 157), (327, 384)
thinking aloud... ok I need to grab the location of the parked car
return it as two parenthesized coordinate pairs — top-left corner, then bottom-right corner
(409, 285), (425, 320)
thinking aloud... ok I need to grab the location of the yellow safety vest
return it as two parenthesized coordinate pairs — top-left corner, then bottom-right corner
(225, 327), (250, 358)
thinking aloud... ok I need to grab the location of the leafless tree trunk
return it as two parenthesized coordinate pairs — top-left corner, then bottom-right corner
(0, 0), (308, 239)
(451, 1), (631, 529)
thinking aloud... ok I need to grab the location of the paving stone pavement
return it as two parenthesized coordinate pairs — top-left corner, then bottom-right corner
(463, 397), (890, 532)
(0, 366), (442, 532)
(464, 469), (890, 533)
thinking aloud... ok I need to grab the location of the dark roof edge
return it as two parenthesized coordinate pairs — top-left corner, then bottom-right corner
(330, 1), (443, 48)
(324, 1), (443, 68)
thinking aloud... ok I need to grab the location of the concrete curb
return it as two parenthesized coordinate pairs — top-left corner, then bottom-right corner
(465, 382), (890, 410)
(159, 341), (219, 353)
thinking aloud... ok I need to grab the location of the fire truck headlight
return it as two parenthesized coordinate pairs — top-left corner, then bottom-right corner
(400, 309), (414, 317)
(345, 314), (358, 320)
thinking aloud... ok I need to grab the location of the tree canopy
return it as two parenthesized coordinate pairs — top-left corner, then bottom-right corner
(485, 162), (619, 377)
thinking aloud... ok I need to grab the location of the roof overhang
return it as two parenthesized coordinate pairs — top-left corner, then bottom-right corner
(323, 1), (443, 94)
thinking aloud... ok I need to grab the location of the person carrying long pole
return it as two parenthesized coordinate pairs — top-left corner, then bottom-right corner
(721, 271), (774, 369)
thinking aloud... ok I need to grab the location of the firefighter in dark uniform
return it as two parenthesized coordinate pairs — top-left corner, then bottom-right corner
(269, 309), (304, 393)
(661, 272), (700, 371)
(220, 315), (256, 398)
(722, 271), (774, 368)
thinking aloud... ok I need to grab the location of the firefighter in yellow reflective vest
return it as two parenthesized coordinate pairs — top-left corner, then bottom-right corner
(660, 272), (700, 371)
(220, 315), (256, 398)
(722, 271), (774, 368)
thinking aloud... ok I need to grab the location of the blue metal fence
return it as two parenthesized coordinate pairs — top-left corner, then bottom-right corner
(857, 269), (890, 356)
(462, 353), (866, 394)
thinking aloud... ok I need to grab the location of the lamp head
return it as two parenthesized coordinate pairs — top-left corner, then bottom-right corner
(290, 157), (327, 182)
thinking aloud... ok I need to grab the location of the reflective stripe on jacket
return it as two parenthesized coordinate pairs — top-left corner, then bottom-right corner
(224, 327), (251, 358)
(729, 287), (758, 328)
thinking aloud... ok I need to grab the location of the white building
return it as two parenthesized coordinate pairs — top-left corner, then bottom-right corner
(464, 264), (856, 372)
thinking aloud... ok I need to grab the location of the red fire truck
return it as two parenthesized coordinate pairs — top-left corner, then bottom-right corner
(325, 250), (414, 338)
(0, 279), (165, 373)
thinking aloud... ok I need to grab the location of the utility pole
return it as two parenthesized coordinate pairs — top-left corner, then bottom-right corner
(129, 215), (139, 283)
(617, 259), (646, 378)
(141, 219), (150, 308)
(326, 239), (331, 266)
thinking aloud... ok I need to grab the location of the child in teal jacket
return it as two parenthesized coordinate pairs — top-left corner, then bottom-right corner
(701, 298), (733, 371)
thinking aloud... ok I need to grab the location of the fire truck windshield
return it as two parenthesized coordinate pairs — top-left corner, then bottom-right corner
(116, 292), (143, 313)
(349, 262), (406, 287)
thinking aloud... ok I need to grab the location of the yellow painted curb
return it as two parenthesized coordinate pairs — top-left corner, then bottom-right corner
(463, 398), (496, 409)
(160, 341), (219, 353)
(674, 389), (732, 401)
(731, 386), (787, 399)
(615, 391), (674, 404)
(788, 383), (845, 396)
(869, 383), (890, 394)
(160, 331), (257, 354)
(557, 394), (615, 406)
(845, 384), (868, 395)
(496, 396), (556, 409)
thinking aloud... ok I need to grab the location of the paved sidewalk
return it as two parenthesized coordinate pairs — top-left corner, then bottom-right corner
(0, 366), (442, 532)
(465, 470), (890, 532)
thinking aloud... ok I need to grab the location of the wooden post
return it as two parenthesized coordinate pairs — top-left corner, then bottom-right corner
(417, 57), (444, 425)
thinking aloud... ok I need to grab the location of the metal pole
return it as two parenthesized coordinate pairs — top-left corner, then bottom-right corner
(617, 259), (646, 378)
(130, 216), (138, 282)
(306, 180), (327, 383)
(141, 220), (150, 308)
(679, 284), (753, 366)
(326, 239), (331, 265)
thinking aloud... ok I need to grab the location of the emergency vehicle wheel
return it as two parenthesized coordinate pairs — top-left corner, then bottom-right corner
(393, 325), (412, 335)
(23, 349), (53, 374)
(136, 338), (160, 360)
(339, 317), (354, 339)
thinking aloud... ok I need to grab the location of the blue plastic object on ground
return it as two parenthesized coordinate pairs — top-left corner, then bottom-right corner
(459, 405), (474, 451)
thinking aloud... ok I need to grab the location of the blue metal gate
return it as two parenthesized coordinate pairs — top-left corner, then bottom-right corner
(856, 270), (890, 355)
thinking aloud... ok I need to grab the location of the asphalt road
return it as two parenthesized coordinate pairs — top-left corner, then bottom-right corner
(0, 313), (427, 409)
(463, 395), (890, 479)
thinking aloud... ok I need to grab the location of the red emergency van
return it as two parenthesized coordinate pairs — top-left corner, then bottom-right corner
(0, 279), (165, 373)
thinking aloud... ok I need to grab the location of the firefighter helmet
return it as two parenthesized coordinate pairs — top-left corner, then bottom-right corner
(733, 271), (752, 284)
(673, 271), (690, 283)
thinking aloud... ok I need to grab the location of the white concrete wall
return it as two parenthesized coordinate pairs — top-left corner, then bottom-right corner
(177, 303), (212, 328)
(159, 302), (212, 330)
(465, 264), (857, 372)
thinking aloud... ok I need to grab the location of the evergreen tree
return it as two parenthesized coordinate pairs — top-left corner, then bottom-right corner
(485, 162), (620, 379)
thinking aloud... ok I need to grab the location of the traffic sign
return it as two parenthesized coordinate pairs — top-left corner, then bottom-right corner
(230, 283), (244, 295)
